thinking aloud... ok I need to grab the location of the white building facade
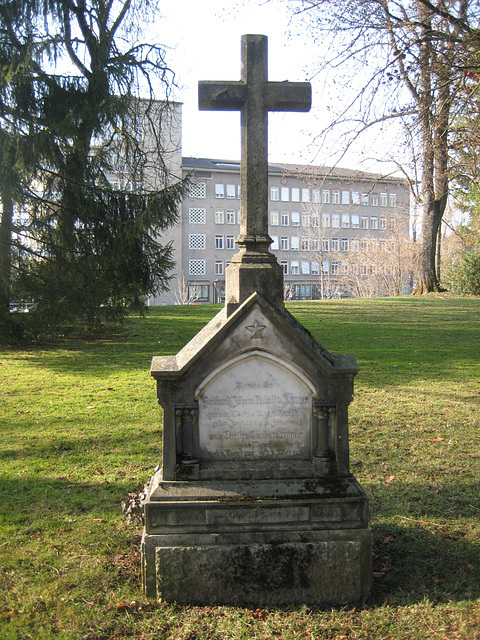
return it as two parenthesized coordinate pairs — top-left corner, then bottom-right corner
(149, 157), (411, 305)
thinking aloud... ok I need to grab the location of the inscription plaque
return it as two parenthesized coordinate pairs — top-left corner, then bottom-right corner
(196, 351), (315, 460)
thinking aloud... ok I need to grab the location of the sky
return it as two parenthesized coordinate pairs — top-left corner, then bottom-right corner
(149, 0), (328, 167)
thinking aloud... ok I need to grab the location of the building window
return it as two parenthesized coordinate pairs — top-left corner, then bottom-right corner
(281, 187), (289, 202)
(226, 235), (235, 250)
(188, 283), (208, 300)
(302, 214), (311, 227)
(371, 193), (378, 206)
(189, 182), (206, 198)
(280, 236), (289, 250)
(189, 208), (206, 224)
(226, 184), (236, 199)
(341, 214), (350, 228)
(312, 238), (320, 251)
(291, 236), (300, 251)
(237, 185), (241, 199)
(281, 212), (289, 226)
(352, 191), (360, 204)
(361, 193), (369, 206)
(312, 189), (320, 204)
(350, 239), (359, 252)
(361, 216), (369, 229)
(331, 262), (339, 275)
(370, 216), (378, 229)
(188, 259), (206, 276)
(389, 193), (397, 207)
(389, 218), (396, 230)
(322, 213), (330, 228)
(281, 261), (288, 275)
(342, 190), (350, 205)
(214, 260), (224, 275)
(341, 238), (349, 252)
(271, 186), (279, 201)
(311, 214), (319, 228)
(341, 263), (349, 275)
(332, 214), (340, 228)
(351, 214), (360, 228)
(215, 184), (225, 198)
(270, 235), (279, 250)
(302, 188), (310, 203)
(322, 189), (331, 204)
(311, 261), (319, 275)
(322, 239), (330, 252)
(379, 217), (387, 230)
(322, 261), (329, 275)
(226, 210), (236, 224)
(291, 211), (300, 226)
(380, 193), (387, 207)
(291, 187), (300, 202)
(302, 260), (310, 274)
(215, 210), (224, 224)
(291, 260), (300, 275)
(331, 238), (339, 251)
(189, 234), (206, 250)
(215, 235), (224, 250)
(270, 211), (279, 226)
(360, 239), (368, 251)
(332, 191), (340, 204)
(301, 238), (309, 251)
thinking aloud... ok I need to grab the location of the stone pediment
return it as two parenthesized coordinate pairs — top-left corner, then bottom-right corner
(150, 292), (358, 383)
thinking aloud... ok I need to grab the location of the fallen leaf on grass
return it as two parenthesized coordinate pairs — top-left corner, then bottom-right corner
(382, 533), (395, 545)
(432, 577), (445, 585)
(431, 437), (445, 443)
(96, 468), (104, 475)
(460, 561), (474, 570)
(386, 475), (395, 484)
(86, 405), (96, 410)
(253, 609), (268, 621)
(93, 518), (106, 523)
(115, 600), (152, 613)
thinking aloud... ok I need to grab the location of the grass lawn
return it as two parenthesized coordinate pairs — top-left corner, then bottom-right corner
(1, 295), (480, 639)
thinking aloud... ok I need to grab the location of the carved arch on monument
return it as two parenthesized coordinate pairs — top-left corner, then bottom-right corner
(196, 350), (317, 398)
(195, 350), (317, 460)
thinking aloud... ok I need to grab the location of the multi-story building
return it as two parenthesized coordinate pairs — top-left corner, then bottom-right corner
(149, 157), (411, 305)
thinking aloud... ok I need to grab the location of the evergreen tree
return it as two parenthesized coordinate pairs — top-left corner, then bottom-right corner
(0, 0), (185, 334)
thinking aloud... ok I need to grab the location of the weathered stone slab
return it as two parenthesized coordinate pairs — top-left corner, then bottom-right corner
(153, 534), (372, 606)
(196, 351), (314, 460)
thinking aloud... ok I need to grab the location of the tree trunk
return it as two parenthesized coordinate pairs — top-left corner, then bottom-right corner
(0, 191), (13, 316)
(413, 200), (444, 294)
(436, 223), (442, 283)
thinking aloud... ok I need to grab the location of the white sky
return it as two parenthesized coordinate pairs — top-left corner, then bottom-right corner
(151, 0), (328, 166)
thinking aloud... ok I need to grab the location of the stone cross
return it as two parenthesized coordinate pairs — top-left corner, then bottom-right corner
(199, 34), (311, 256)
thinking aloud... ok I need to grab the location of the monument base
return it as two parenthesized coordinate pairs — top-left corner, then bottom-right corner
(142, 472), (372, 605)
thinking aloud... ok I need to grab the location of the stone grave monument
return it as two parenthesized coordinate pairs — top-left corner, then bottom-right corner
(141, 34), (372, 606)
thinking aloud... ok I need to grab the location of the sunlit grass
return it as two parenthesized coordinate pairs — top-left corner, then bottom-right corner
(1, 296), (479, 639)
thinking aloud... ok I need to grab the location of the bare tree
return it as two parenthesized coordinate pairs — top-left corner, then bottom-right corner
(287, 0), (479, 293)
(169, 272), (200, 306)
